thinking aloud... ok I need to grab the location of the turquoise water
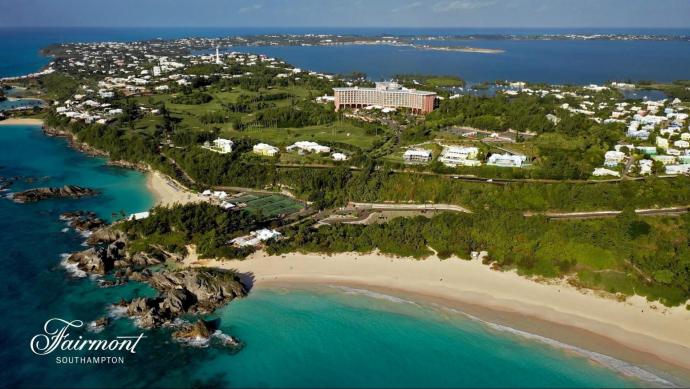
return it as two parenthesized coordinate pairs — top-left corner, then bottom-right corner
(0, 125), (659, 388)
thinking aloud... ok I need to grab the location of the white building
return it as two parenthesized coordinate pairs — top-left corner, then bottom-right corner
(593, 168), (620, 177)
(604, 151), (626, 167)
(331, 152), (348, 161)
(253, 143), (280, 157)
(286, 141), (331, 154)
(208, 138), (234, 154)
(438, 146), (481, 167)
(665, 164), (690, 175)
(487, 153), (527, 168)
(403, 149), (432, 164)
(638, 159), (653, 175)
(656, 137), (669, 149)
(673, 140), (690, 149)
(231, 229), (282, 247)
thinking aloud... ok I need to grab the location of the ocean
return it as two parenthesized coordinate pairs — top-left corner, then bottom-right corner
(1, 27), (690, 83)
(0, 27), (687, 387)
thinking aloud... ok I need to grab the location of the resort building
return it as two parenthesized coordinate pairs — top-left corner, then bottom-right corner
(253, 143), (280, 157)
(333, 82), (437, 114)
(286, 141), (331, 154)
(487, 153), (527, 168)
(403, 149), (433, 164)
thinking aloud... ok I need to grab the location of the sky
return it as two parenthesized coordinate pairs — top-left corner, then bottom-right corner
(1, 0), (690, 28)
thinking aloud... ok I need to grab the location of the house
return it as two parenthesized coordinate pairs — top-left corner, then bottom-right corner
(665, 164), (690, 175)
(604, 151), (626, 167)
(331, 152), (348, 161)
(638, 159), (653, 175)
(286, 141), (331, 154)
(253, 143), (279, 157)
(656, 137), (669, 149)
(207, 138), (234, 154)
(636, 146), (658, 156)
(593, 168), (620, 177)
(487, 153), (527, 168)
(403, 149), (432, 164)
(652, 155), (677, 165)
(673, 140), (690, 149)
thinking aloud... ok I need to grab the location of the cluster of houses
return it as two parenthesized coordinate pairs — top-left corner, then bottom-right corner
(593, 97), (690, 177)
(46, 40), (339, 126)
(203, 138), (348, 161)
(492, 81), (690, 178)
(403, 144), (526, 168)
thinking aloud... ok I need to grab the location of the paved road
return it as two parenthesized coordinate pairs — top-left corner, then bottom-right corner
(525, 206), (690, 220)
(347, 202), (473, 213)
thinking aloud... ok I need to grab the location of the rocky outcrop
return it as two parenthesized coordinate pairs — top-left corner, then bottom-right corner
(60, 211), (106, 232)
(12, 185), (99, 203)
(64, 223), (248, 349)
(121, 268), (247, 328)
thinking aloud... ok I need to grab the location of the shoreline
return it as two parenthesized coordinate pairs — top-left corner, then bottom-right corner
(187, 251), (690, 384)
(145, 170), (207, 206)
(0, 117), (45, 126)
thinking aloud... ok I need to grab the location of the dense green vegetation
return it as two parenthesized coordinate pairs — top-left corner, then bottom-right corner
(282, 166), (690, 212)
(120, 203), (260, 259)
(269, 211), (690, 306)
(37, 73), (80, 101)
(394, 74), (465, 90)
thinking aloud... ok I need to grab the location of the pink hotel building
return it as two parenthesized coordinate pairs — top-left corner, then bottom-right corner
(333, 82), (438, 114)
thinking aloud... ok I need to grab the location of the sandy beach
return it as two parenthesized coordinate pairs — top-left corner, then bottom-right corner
(0, 117), (44, 126)
(186, 250), (690, 380)
(146, 170), (207, 206)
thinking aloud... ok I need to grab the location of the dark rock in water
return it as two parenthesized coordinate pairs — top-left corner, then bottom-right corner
(122, 269), (247, 328)
(173, 319), (213, 340)
(68, 247), (114, 274)
(12, 185), (99, 203)
(128, 268), (153, 282)
(60, 210), (105, 232)
(99, 278), (127, 288)
(89, 317), (110, 332)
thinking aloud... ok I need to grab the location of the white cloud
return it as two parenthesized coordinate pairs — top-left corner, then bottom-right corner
(433, 0), (497, 13)
(392, 1), (424, 13)
(239, 3), (263, 13)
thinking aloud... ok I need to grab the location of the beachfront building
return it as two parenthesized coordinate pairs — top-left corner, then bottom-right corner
(438, 146), (481, 167)
(403, 149), (433, 164)
(487, 153), (527, 168)
(231, 229), (282, 247)
(286, 141), (331, 154)
(253, 143), (280, 157)
(333, 82), (437, 114)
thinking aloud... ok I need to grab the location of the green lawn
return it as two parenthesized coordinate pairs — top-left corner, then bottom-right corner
(224, 122), (380, 149)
